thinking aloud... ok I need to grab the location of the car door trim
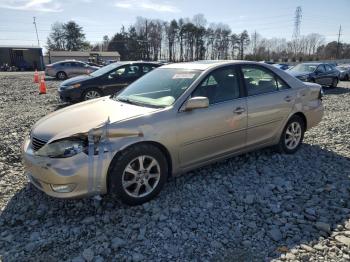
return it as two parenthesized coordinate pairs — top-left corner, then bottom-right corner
(182, 126), (247, 147)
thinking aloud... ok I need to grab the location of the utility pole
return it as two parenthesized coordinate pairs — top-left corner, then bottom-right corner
(292, 6), (302, 57)
(336, 25), (342, 59)
(33, 17), (40, 47)
(253, 30), (257, 58)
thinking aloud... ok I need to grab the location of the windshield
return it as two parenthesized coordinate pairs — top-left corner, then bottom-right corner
(290, 64), (317, 73)
(115, 68), (202, 107)
(90, 63), (121, 77)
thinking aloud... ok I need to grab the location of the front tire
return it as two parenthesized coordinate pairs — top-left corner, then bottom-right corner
(277, 115), (305, 154)
(82, 88), (102, 101)
(108, 144), (168, 205)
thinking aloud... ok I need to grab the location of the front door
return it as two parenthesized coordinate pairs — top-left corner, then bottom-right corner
(241, 65), (295, 146)
(177, 66), (247, 168)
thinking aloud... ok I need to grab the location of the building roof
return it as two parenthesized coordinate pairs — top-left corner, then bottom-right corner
(48, 51), (120, 57)
(0, 45), (42, 49)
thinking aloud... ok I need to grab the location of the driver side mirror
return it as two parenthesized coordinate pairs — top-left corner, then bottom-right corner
(182, 97), (209, 112)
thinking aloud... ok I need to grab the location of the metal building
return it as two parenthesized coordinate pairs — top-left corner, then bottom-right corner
(0, 45), (44, 70)
(44, 51), (121, 64)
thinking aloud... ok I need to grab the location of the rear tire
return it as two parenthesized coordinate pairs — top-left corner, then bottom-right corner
(345, 74), (349, 81)
(108, 144), (168, 205)
(330, 78), (338, 88)
(56, 71), (67, 80)
(276, 115), (305, 154)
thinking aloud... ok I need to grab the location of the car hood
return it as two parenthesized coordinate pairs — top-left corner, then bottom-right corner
(287, 71), (311, 77)
(31, 97), (159, 142)
(60, 75), (93, 86)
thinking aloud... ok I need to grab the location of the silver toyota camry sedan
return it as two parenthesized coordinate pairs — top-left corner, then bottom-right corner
(22, 61), (324, 205)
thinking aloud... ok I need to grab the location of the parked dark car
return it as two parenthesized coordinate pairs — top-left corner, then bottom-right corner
(336, 65), (350, 81)
(58, 61), (162, 102)
(273, 63), (290, 70)
(288, 63), (340, 88)
(46, 60), (99, 80)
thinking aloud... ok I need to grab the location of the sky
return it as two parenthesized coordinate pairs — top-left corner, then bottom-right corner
(0, 0), (349, 49)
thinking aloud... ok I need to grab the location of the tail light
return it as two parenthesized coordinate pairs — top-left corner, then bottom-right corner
(318, 88), (324, 100)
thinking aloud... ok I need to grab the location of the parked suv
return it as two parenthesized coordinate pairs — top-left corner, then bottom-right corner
(45, 60), (99, 80)
(58, 61), (162, 102)
(288, 63), (340, 88)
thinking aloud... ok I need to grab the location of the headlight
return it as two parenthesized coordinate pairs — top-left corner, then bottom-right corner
(35, 139), (86, 158)
(62, 83), (81, 90)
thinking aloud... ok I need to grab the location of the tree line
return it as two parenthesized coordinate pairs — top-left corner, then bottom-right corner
(46, 14), (350, 62)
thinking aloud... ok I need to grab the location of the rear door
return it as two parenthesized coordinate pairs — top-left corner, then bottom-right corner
(314, 65), (327, 86)
(177, 66), (247, 168)
(241, 65), (295, 147)
(325, 64), (335, 85)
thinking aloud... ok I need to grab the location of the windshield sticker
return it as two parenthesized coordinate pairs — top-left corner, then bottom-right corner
(172, 73), (196, 79)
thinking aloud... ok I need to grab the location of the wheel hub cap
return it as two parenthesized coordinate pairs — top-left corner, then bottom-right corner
(285, 122), (302, 150)
(122, 155), (161, 198)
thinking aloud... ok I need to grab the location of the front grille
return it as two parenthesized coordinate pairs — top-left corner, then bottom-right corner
(31, 136), (48, 151)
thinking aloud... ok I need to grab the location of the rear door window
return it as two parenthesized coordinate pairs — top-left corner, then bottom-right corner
(142, 65), (157, 74)
(325, 64), (333, 72)
(317, 65), (326, 73)
(241, 66), (286, 96)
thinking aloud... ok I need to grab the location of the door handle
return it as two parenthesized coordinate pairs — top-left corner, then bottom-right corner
(234, 107), (245, 114)
(284, 96), (292, 102)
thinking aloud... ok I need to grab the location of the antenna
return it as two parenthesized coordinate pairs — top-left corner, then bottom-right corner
(33, 16), (40, 47)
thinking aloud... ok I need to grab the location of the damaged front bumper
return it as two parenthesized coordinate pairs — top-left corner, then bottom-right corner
(22, 137), (111, 198)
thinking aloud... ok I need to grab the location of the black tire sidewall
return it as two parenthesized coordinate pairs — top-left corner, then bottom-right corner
(82, 88), (103, 101)
(108, 144), (168, 205)
(278, 116), (305, 154)
(57, 71), (67, 80)
(331, 78), (338, 88)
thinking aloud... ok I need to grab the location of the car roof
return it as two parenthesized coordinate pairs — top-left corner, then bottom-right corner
(161, 60), (257, 70)
(300, 62), (324, 66)
(111, 61), (162, 66)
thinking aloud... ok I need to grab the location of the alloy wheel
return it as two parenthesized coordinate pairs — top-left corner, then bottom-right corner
(84, 90), (101, 100)
(285, 122), (302, 150)
(122, 155), (161, 198)
(57, 72), (66, 80)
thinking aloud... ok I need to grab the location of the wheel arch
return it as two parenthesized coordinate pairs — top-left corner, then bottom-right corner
(106, 140), (173, 191)
(291, 112), (307, 130)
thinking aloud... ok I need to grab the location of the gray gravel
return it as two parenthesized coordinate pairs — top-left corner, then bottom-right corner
(0, 71), (350, 261)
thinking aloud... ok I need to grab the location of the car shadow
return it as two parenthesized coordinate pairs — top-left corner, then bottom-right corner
(1, 144), (350, 261)
(43, 76), (60, 82)
(323, 84), (350, 95)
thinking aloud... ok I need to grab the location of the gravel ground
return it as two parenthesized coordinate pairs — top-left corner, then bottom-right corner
(0, 71), (350, 262)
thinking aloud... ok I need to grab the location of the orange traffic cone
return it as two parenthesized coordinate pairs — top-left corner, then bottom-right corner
(33, 69), (39, 83)
(39, 74), (47, 94)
